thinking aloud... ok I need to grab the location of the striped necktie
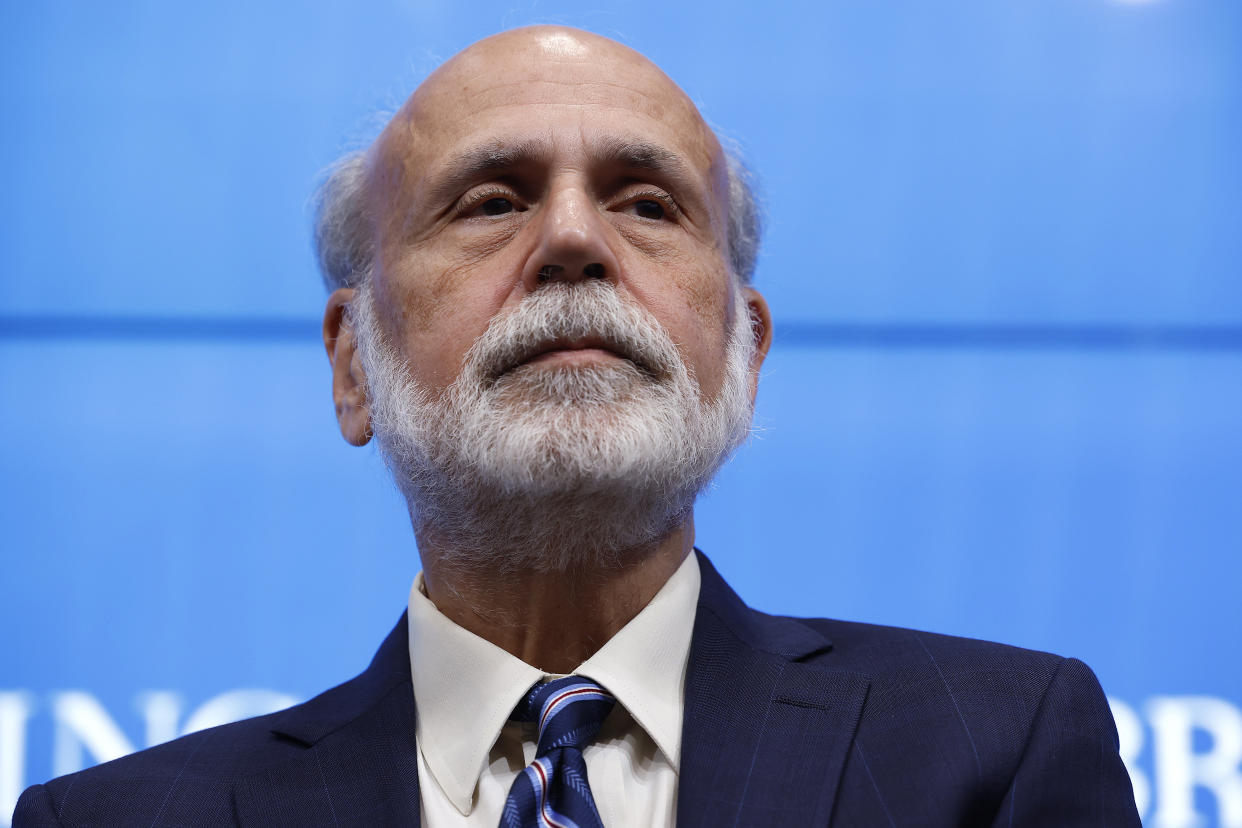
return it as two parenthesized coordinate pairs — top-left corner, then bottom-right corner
(500, 676), (617, 828)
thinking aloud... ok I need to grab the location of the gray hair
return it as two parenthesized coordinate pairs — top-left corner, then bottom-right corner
(313, 141), (762, 292)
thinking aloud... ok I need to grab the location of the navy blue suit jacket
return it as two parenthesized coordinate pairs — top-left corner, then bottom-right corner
(15, 553), (1140, 826)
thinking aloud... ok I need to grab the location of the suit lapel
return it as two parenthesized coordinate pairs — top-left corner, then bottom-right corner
(678, 554), (870, 827)
(229, 558), (868, 826)
(233, 615), (422, 826)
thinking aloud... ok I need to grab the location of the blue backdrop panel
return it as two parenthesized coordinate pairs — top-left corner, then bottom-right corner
(2, 1), (1240, 826)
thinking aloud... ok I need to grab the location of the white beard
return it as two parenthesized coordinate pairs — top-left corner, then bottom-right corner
(350, 278), (757, 574)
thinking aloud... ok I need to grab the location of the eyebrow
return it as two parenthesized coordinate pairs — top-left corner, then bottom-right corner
(425, 138), (550, 207)
(594, 137), (692, 182)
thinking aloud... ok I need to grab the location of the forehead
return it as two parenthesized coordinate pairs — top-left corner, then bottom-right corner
(375, 28), (725, 193)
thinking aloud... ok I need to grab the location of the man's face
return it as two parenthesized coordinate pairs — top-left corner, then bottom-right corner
(326, 27), (772, 566)
(363, 26), (764, 410)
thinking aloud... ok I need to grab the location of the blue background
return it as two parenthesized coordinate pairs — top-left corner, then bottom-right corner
(2, 1), (1239, 825)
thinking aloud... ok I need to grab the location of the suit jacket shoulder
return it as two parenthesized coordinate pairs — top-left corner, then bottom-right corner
(13, 618), (419, 827)
(679, 552), (1139, 826)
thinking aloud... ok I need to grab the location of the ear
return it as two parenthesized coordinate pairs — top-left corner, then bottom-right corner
(323, 287), (372, 447)
(741, 286), (773, 404)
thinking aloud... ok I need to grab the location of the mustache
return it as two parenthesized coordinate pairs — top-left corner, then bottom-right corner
(466, 282), (679, 383)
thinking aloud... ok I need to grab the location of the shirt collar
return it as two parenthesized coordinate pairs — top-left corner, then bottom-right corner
(576, 551), (699, 772)
(406, 552), (701, 815)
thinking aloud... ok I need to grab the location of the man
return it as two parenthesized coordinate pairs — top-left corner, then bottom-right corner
(15, 25), (1139, 827)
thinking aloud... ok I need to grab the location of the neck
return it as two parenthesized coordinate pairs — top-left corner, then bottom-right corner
(418, 518), (695, 674)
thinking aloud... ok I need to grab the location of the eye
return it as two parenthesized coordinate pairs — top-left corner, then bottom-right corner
(632, 199), (665, 220)
(621, 191), (678, 221)
(476, 196), (515, 217)
(457, 187), (524, 219)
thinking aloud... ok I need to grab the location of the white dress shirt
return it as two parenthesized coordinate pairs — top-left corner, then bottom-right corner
(406, 552), (701, 827)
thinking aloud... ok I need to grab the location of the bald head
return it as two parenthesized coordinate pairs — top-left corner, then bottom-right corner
(314, 26), (760, 293)
(389, 27), (725, 181)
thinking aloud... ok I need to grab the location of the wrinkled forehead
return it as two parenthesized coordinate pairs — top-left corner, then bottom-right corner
(371, 27), (728, 208)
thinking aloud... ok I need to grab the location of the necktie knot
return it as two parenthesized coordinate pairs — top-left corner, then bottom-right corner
(502, 676), (615, 827)
(512, 676), (616, 758)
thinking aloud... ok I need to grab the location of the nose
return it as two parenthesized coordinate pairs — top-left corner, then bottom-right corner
(521, 185), (620, 291)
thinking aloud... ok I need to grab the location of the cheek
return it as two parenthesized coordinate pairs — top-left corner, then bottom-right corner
(633, 261), (736, 395)
(683, 278), (739, 397)
(682, 310), (734, 398)
(376, 245), (521, 392)
(389, 232), (519, 329)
